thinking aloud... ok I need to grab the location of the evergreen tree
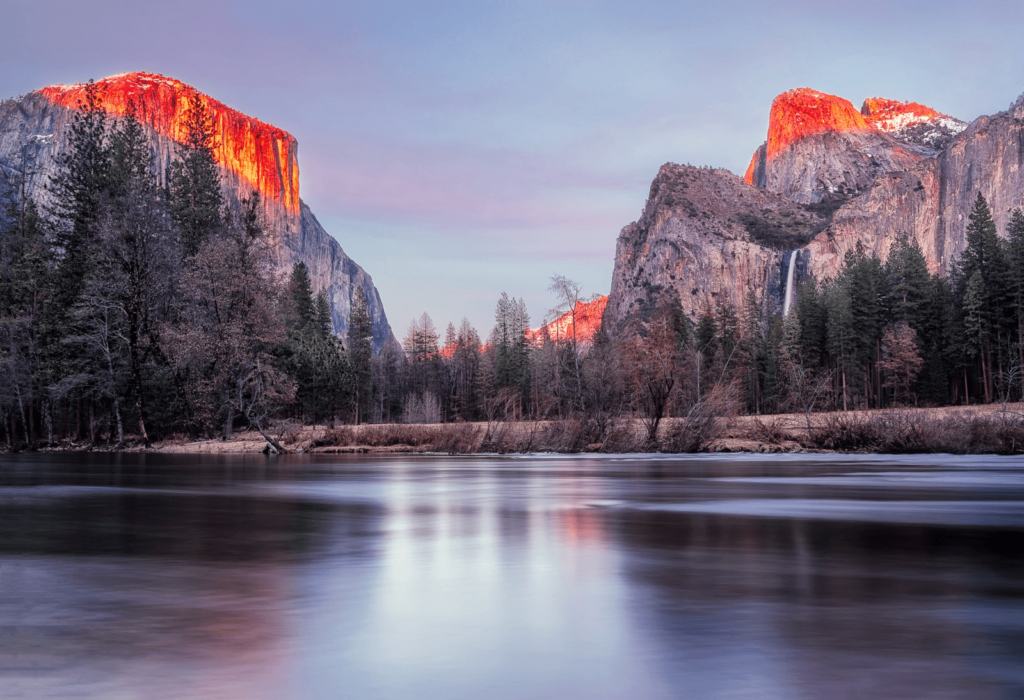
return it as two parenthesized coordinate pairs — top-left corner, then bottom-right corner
(491, 292), (531, 413)
(315, 290), (333, 338)
(1007, 209), (1024, 387)
(288, 262), (316, 330)
(955, 193), (1012, 402)
(695, 302), (717, 356)
(42, 80), (113, 440)
(962, 270), (987, 402)
(917, 274), (955, 404)
(885, 234), (932, 332)
(347, 286), (374, 424)
(715, 298), (739, 367)
(168, 93), (223, 257)
(795, 279), (827, 368)
(0, 151), (49, 444)
(825, 277), (856, 410)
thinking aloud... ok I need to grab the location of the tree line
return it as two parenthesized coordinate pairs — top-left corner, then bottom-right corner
(370, 191), (1024, 448)
(4, 83), (1024, 450)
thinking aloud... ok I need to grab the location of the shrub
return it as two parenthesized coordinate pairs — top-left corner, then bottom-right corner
(748, 416), (790, 444)
(432, 424), (481, 454)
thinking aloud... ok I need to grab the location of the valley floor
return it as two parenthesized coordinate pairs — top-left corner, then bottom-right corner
(8, 402), (1022, 456)
(133, 401), (1024, 455)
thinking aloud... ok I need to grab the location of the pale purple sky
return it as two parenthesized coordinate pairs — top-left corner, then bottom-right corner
(3, 0), (1024, 336)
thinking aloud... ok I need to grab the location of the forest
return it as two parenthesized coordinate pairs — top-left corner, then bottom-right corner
(3, 84), (1024, 451)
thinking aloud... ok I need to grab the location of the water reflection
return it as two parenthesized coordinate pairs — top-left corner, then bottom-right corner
(0, 453), (1022, 698)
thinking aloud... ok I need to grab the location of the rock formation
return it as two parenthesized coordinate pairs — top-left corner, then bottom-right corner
(806, 92), (1024, 281)
(606, 86), (1024, 333)
(742, 88), (964, 204)
(0, 72), (395, 350)
(526, 296), (609, 346)
(606, 164), (825, 327)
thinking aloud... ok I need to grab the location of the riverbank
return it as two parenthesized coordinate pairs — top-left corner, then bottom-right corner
(12, 402), (1022, 455)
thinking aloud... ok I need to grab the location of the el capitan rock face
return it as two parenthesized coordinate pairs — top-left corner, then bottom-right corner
(605, 86), (1023, 334)
(0, 73), (394, 350)
(41, 73), (300, 214)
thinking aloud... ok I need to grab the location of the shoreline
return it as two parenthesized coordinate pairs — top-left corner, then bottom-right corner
(6, 403), (1023, 457)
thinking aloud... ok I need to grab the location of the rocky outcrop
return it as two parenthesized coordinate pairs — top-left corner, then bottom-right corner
(526, 296), (608, 345)
(0, 72), (394, 350)
(743, 88), (964, 204)
(606, 164), (826, 328)
(861, 97), (965, 151)
(805, 92), (1024, 281)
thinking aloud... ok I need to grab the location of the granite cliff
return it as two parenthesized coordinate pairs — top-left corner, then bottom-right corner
(743, 88), (964, 204)
(526, 296), (609, 346)
(606, 163), (825, 327)
(606, 86), (1024, 333)
(0, 72), (395, 350)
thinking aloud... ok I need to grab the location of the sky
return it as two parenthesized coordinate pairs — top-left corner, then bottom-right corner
(3, 0), (1024, 338)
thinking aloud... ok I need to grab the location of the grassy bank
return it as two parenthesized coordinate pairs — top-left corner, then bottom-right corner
(129, 402), (1024, 456)
(9, 403), (1022, 456)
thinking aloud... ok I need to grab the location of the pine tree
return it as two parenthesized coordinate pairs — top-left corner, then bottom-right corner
(843, 244), (885, 407)
(885, 234), (932, 332)
(42, 80), (112, 441)
(1007, 209), (1024, 388)
(0, 150), (49, 445)
(962, 270), (987, 402)
(917, 274), (955, 404)
(315, 289), (333, 338)
(955, 193), (1012, 402)
(347, 286), (374, 424)
(795, 279), (827, 368)
(86, 107), (177, 444)
(825, 277), (855, 410)
(715, 298), (739, 367)
(168, 93), (223, 258)
(288, 262), (316, 330)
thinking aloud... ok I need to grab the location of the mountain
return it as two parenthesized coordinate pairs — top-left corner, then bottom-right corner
(606, 164), (825, 327)
(805, 92), (1024, 281)
(605, 86), (1023, 332)
(526, 296), (608, 345)
(0, 72), (395, 350)
(743, 88), (965, 204)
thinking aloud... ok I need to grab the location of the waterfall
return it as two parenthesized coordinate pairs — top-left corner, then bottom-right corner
(782, 250), (798, 317)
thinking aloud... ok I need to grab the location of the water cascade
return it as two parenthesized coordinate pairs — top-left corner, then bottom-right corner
(782, 249), (798, 317)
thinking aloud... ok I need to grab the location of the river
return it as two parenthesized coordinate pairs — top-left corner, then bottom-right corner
(1, 453), (1022, 699)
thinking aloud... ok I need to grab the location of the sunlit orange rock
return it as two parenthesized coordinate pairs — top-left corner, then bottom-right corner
(742, 150), (759, 185)
(526, 295), (608, 345)
(861, 97), (946, 131)
(41, 72), (300, 214)
(765, 88), (869, 160)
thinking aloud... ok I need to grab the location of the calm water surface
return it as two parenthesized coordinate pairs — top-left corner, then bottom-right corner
(1, 452), (1023, 699)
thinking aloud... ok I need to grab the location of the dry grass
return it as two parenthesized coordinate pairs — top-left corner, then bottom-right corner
(146, 402), (1024, 455)
(747, 416), (790, 444)
(808, 409), (1024, 454)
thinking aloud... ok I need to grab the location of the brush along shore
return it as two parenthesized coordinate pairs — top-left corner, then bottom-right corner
(24, 402), (1018, 455)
